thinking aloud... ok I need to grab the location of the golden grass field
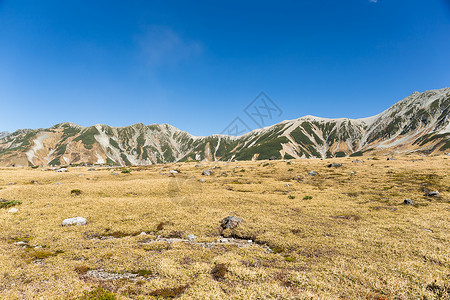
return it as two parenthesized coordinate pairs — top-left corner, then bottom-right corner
(0, 155), (449, 299)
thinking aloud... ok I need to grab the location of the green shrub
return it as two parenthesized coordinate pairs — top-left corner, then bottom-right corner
(303, 195), (313, 200)
(71, 189), (82, 196)
(0, 199), (22, 209)
(288, 195), (296, 199)
(80, 287), (116, 300)
(121, 169), (132, 174)
(284, 256), (296, 262)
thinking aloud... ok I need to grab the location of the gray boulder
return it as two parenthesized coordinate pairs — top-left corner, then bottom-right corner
(308, 171), (318, 176)
(220, 216), (242, 230)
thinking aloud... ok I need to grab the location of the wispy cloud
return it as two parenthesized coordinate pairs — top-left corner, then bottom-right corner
(137, 26), (202, 68)
(369, 0), (378, 3)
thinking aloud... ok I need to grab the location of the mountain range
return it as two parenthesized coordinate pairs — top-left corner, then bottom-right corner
(1, 88), (449, 167)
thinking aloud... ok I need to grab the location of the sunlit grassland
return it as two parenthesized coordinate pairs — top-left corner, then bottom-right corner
(0, 155), (449, 299)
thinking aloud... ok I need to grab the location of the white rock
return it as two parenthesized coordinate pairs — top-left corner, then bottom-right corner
(8, 208), (18, 213)
(169, 170), (178, 174)
(62, 217), (87, 226)
(139, 232), (147, 235)
(56, 168), (68, 172)
(187, 234), (197, 241)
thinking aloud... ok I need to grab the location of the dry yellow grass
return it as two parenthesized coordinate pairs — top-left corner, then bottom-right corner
(0, 155), (449, 299)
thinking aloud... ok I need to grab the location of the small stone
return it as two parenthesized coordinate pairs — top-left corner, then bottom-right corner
(8, 208), (18, 213)
(199, 179), (206, 183)
(111, 173), (119, 175)
(349, 171), (356, 175)
(14, 241), (27, 246)
(169, 170), (178, 174)
(218, 238), (228, 243)
(88, 168), (96, 171)
(403, 199), (413, 205)
(139, 232), (147, 235)
(247, 240), (253, 243)
(328, 163), (342, 168)
(425, 191), (439, 197)
(202, 169), (213, 176)
(285, 184), (290, 187)
(62, 217), (87, 226)
(56, 168), (68, 172)
(308, 171), (318, 176)
(187, 234), (197, 241)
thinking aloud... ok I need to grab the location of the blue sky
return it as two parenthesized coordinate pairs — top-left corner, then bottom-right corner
(1, 0), (449, 135)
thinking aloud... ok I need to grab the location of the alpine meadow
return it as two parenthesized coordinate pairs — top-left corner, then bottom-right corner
(1, 1), (450, 299)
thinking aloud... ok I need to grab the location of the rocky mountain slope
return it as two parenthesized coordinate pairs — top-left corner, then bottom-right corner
(0, 132), (9, 139)
(1, 88), (449, 166)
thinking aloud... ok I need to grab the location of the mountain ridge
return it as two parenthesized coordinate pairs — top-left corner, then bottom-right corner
(1, 88), (449, 167)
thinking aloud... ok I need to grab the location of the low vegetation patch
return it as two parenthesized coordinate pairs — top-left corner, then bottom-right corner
(79, 287), (116, 300)
(0, 199), (22, 209)
(211, 263), (228, 280)
(71, 189), (82, 196)
(148, 284), (189, 298)
(0, 156), (448, 298)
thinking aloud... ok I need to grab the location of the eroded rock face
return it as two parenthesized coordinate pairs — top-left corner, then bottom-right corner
(220, 216), (242, 230)
(62, 217), (87, 226)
